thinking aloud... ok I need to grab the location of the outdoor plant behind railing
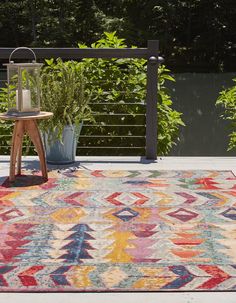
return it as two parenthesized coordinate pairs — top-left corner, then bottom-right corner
(0, 92), (12, 155)
(216, 78), (236, 151)
(0, 32), (184, 156)
(80, 32), (184, 155)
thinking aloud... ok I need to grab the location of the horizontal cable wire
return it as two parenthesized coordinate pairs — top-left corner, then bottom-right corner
(79, 135), (144, 138)
(92, 113), (145, 116)
(77, 146), (144, 149)
(83, 124), (145, 127)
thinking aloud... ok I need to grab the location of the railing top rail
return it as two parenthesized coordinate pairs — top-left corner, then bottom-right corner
(0, 42), (159, 60)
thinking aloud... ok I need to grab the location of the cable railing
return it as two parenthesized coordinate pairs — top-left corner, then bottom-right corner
(0, 41), (163, 160)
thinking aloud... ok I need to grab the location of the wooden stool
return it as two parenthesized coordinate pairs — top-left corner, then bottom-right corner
(0, 111), (53, 182)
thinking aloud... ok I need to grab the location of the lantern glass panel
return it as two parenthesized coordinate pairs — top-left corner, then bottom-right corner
(19, 66), (41, 112)
(7, 65), (18, 112)
(6, 63), (42, 115)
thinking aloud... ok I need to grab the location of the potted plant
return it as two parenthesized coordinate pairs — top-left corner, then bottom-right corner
(40, 58), (92, 164)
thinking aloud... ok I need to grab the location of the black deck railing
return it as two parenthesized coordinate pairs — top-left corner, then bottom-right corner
(0, 41), (163, 160)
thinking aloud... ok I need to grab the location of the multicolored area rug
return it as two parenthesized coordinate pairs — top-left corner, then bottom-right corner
(0, 169), (236, 292)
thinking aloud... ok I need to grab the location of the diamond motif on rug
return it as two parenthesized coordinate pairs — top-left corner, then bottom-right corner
(99, 266), (128, 287)
(221, 208), (236, 220)
(50, 208), (85, 224)
(106, 192), (149, 206)
(167, 208), (199, 222)
(0, 208), (25, 222)
(113, 207), (139, 221)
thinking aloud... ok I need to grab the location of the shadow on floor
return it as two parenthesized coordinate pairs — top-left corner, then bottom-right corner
(1, 174), (47, 188)
(20, 157), (158, 171)
(22, 161), (84, 171)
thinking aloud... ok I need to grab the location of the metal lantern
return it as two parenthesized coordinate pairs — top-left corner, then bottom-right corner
(4, 47), (42, 116)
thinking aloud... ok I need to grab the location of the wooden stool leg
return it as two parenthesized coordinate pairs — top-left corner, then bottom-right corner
(9, 120), (24, 182)
(24, 120), (48, 180)
(16, 129), (24, 176)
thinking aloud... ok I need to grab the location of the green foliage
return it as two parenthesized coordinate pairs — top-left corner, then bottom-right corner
(80, 32), (184, 155)
(0, 0), (235, 71)
(0, 32), (184, 156)
(40, 58), (93, 141)
(216, 79), (236, 151)
(0, 91), (12, 155)
(157, 65), (185, 155)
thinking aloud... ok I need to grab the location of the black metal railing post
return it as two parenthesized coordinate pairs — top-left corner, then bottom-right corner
(146, 40), (159, 160)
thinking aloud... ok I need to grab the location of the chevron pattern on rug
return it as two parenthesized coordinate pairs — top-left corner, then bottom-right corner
(0, 170), (236, 291)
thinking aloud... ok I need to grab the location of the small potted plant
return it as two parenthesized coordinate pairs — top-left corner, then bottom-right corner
(40, 58), (92, 164)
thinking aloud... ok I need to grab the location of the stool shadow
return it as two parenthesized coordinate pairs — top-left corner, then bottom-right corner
(1, 174), (47, 188)
(22, 160), (82, 171)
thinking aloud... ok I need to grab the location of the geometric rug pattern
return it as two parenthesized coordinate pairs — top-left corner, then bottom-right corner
(0, 169), (236, 291)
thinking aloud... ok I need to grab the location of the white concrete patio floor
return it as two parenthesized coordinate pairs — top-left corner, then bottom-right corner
(0, 156), (235, 176)
(0, 156), (235, 303)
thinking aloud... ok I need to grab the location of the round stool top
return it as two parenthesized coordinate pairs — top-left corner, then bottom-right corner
(0, 111), (53, 121)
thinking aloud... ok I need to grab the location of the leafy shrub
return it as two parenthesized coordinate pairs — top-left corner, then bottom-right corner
(0, 92), (12, 155)
(80, 32), (184, 155)
(216, 79), (236, 151)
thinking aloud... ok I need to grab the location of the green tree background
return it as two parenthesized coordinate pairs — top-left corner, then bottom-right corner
(0, 0), (235, 71)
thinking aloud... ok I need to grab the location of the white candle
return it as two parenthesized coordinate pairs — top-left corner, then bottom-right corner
(16, 89), (31, 110)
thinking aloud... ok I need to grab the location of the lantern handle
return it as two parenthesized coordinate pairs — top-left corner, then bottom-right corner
(9, 47), (37, 63)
